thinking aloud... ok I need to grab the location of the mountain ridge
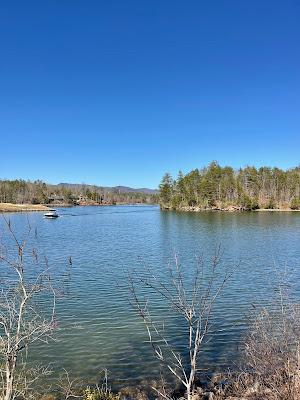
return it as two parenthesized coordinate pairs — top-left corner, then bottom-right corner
(57, 183), (158, 194)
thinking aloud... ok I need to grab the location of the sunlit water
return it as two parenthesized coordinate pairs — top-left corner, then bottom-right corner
(1, 205), (300, 388)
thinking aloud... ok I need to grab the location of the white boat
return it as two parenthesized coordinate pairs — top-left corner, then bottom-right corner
(44, 209), (59, 218)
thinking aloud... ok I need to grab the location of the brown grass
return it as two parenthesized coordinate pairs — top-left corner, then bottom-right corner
(208, 299), (300, 400)
(0, 202), (49, 212)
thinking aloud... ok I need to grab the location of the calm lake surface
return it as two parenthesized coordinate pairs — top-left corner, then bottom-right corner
(1, 205), (300, 387)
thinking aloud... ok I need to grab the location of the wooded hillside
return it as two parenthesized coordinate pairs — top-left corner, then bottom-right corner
(0, 180), (157, 205)
(159, 162), (300, 211)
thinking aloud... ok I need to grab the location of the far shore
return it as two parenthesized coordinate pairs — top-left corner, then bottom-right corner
(0, 202), (154, 213)
(2, 202), (299, 214)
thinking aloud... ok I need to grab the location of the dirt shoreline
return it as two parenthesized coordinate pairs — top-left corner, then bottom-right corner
(0, 202), (153, 213)
(255, 208), (300, 212)
(161, 205), (300, 212)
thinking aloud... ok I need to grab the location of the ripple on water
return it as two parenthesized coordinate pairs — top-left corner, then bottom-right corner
(1, 206), (300, 386)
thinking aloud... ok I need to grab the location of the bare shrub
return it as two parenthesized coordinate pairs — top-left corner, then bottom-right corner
(243, 303), (300, 399)
(218, 275), (300, 400)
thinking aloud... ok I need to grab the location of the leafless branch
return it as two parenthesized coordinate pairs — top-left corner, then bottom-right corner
(129, 250), (232, 400)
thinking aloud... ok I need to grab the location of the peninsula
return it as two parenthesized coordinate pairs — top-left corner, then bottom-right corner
(159, 162), (300, 212)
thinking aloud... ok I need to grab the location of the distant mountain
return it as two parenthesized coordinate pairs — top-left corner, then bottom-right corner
(110, 186), (158, 194)
(57, 183), (158, 194)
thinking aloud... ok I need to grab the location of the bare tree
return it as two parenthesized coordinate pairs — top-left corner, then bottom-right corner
(0, 216), (58, 400)
(129, 250), (231, 400)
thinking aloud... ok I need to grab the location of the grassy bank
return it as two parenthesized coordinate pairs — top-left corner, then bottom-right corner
(0, 202), (50, 213)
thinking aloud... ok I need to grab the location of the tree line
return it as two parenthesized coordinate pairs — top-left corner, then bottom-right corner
(159, 162), (300, 210)
(0, 179), (158, 205)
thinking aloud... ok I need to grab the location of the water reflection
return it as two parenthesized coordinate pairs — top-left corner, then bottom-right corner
(0, 206), (300, 386)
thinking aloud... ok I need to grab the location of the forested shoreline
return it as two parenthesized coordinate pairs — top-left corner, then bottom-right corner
(159, 162), (300, 211)
(0, 180), (158, 206)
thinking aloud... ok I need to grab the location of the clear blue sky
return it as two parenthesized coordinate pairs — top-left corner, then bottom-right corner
(0, 1), (299, 188)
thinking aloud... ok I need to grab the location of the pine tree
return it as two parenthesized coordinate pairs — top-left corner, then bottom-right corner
(159, 173), (173, 206)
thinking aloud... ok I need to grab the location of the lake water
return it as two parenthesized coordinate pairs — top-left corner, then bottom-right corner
(1, 205), (300, 388)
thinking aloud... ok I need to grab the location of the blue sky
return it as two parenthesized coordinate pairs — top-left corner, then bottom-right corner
(0, 1), (299, 188)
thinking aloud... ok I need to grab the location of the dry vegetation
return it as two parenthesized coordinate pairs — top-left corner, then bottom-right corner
(202, 285), (300, 400)
(0, 203), (49, 213)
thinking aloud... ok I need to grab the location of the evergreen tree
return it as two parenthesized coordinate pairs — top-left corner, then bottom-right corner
(158, 163), (300, 211)
(159, 173), (173, 206)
